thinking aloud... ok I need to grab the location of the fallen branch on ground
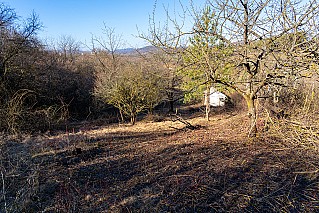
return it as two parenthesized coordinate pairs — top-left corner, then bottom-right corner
(169, 113), (201, 130)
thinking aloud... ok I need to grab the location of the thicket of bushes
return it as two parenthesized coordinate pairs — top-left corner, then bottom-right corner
(1, 2), (318, 135)
(0, 42), (95, 133)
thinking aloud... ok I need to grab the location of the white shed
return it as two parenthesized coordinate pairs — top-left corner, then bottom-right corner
(208, 87), (227, 107)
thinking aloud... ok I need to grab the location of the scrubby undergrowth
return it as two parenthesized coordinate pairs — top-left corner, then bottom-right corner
(0, 111), (319, 212)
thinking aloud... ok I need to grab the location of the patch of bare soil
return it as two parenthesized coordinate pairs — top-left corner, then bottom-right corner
(1, 112), (319, 212)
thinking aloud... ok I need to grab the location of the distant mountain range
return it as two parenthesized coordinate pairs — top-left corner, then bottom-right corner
(116, 45), (157, 54)
(80, 45), (157, 55)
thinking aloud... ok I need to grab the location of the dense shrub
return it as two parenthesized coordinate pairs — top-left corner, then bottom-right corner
(94, 61), (165, 124)
(0, 49), (95, 132)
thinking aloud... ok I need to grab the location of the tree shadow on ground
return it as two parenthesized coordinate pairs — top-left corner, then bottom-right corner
(22, 125), (319, 212)
(26, 130), (319, 212)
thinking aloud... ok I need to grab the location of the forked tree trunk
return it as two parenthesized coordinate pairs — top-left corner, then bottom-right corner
(148, 106), (154, 115)
(130, 114), (136, 125)
(241, 0), (258, 137)
(244, 95), (257, 137)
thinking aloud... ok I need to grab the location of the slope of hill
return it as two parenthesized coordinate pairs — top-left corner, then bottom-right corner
(1, 111), (319, 212)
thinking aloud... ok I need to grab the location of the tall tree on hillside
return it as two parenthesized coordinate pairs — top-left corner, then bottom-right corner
(181, 6), (232, 121)
(205, 0), (319, 136)
(91, 26), (125, 120)
(143, 0), (319, 137)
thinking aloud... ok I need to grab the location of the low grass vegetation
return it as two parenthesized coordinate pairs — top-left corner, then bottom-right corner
(1, 106), (319, 212)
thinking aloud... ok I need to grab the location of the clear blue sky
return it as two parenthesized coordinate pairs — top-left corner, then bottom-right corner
(5, 0), (206, 49)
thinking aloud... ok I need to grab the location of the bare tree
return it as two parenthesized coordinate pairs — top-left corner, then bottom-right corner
(0, 6), (42, 81)
(142, 0), (319, 137)
(56, 35), (81, 64)
(91, 25), (124, 81)
(205, 0), (319, 136)
(91, 26), (126, 120)
(0, 3), (16, 28)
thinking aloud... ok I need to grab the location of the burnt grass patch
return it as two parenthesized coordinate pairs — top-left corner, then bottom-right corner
(1, 114), (319, 212)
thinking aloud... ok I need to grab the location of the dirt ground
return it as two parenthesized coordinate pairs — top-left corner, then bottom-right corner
(1, 110), (319, 212)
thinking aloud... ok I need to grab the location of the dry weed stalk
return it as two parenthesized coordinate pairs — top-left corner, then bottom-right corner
(5, 89), (34, 133)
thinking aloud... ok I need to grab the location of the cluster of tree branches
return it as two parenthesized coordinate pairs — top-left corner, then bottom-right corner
(92, 26), (180, 124)
(141, 0), (319, 137)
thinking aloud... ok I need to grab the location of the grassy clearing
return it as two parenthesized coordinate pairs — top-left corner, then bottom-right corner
(0, 111), (319, 212)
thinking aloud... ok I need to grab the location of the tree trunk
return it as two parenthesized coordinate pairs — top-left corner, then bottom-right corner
(119, 110), (124, 123)
(168, 98), (174, 113)
(204, 85), (210, 121)
(130, 114), (136, 125)
(245, 95), (257, 137)
(148, 106), (154, 115)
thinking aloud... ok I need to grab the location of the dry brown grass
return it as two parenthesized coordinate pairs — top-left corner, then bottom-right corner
(1, 110), (319, 212)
